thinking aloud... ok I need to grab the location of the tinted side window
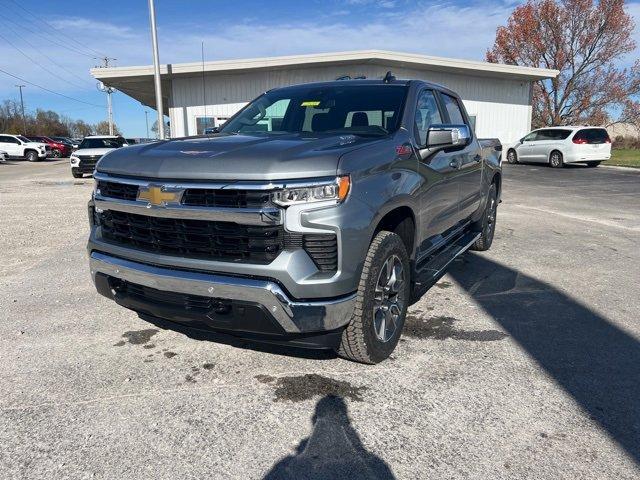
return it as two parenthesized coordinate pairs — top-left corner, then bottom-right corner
(414, 90), (443, 146)
(574, 128), (610, 144)
(523, 131), (539, 141)
(441, 93), (465, 124)
(536, 129), (554, 140)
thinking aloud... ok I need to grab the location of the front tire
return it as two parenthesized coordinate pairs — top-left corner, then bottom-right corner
(507, 149), (518, 164)
(71, 168), (83, 178)
(52, 149), (61, 158)
(25, 151), (38, 162)
(470, 183), (498, 251)
(336, 231), (410, 364)
(549, 150), (564, 168)
(586, 161), (601, 168)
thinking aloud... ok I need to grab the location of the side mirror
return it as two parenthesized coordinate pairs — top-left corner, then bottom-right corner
(204, 127), (220, 135)
(519, 137), (525, 143)
(426, 124), (471, 150)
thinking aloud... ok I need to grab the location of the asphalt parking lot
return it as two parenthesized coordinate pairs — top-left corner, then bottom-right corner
(1, 160), (639, 479)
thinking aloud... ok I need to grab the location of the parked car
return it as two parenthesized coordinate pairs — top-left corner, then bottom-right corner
(26, 136), (72, 158)
(69, 135), (127, 178)
(51, 136), (79, 150)
(506, 126), (611, 168)
(0, 134), (47, 161)
(87, 77), (502, 364)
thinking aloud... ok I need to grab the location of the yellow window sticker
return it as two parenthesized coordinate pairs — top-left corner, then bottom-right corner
(301, 101), (321, 107)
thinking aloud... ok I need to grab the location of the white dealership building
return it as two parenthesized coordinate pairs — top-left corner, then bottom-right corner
(91, 50), (558, 144)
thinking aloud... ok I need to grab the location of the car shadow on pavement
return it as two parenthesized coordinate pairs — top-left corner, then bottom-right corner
(448, 253), (640, 464)
(138, 313), (338, 361)
(263, 395), (395, 480)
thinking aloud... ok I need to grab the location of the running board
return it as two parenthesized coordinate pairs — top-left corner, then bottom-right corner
(413, 231), (480, 295)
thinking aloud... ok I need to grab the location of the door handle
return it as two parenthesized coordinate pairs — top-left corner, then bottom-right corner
(449, 159), (460, 169)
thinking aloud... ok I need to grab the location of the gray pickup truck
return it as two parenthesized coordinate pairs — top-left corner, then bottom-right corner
(87, 76), (501, 364)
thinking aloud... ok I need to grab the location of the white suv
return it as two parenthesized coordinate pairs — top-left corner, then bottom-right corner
(506, 126), (611, 168)
(0, 134), (48, 162)
(69, 135), (128, 178)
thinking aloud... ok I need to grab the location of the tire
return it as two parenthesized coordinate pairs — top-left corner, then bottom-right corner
(52, 149), (61, 158)
(71, 168), (83, 178)
(470, 183), (498, 252)
(25, 150), (38, 162)
(506, 149), (518, 164)
(586, 161), (601, 168)
(549, 150), (564, 168)
(336, 231), (410, 364)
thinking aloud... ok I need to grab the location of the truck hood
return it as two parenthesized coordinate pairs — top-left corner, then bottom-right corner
(74, 147), (117, 157)
(96, 133), (382, 181)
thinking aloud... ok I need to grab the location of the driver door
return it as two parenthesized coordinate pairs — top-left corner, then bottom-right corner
(414, 89), (460, 254)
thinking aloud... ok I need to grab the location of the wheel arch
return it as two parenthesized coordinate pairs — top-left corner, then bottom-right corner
(371, 205), (417, 260)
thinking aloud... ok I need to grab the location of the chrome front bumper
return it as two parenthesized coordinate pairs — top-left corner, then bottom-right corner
(89, 252), (356, 334)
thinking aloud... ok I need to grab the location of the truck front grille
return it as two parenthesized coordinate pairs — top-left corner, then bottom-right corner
(99, 210), (283, 264)
(181, 188), (272, 208)
(97, 181), (139, 201)
(303, 234), (338, 272)
(78, 155), (102, 173)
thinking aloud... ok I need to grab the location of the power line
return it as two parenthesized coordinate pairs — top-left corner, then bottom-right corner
(0, 32), (88, 90)
(0, 12), (96, 59)
(0, 19), (93, 87)
(3, 0), (108, 58)
(0, 67), (103, 108)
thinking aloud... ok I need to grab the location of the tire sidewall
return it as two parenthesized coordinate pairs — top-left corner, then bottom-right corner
(26, 151), (37, 162)
(507, 149), (517, 164)
(359, 233), (410, 363)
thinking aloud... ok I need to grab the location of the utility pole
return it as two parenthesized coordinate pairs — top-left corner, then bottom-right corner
(15, 85), (26, 134)
(148, 0), (165, 139)
(96, 57), (117, 135)
(144, 110), (150, 139)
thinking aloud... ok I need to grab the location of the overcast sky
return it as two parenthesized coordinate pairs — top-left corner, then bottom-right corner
(1, 0), (639, 136)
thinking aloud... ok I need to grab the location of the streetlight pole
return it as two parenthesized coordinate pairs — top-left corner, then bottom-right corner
(147, 0), (164, 139)
(15, 85), (26, 134)
(144, 110), (150, 139)
(106, 88), (114, 135)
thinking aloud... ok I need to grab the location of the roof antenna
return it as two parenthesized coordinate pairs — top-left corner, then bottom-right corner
(383, 71), (396, 83)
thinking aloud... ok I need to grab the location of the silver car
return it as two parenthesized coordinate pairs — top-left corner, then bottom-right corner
(507, 126), (611, 168)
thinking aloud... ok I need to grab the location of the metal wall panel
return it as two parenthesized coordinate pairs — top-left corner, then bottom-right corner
(169, 63), (533, 144)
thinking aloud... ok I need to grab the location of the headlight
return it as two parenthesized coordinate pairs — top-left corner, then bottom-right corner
(272, 176), (350, 206)
(70, 156), (80, 166)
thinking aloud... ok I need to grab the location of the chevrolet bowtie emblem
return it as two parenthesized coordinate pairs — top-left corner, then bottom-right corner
(137, 186), (179, 206)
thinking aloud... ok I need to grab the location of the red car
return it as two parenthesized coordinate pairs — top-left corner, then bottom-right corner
(26, 136), (72, 158)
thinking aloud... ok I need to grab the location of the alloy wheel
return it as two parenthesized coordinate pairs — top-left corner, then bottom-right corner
(373, 255), (405, 342)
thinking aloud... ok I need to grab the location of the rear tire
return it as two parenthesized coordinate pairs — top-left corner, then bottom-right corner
(586, 161), (601, 168)
(470, 183), (497, 251)
(549, 150), (564, 168)
(71, 169), (83, 178)
(507, 149), (518, 164)
(25, 150), (38, 162)
(52, 149), (61, 158)
(336, 231), (410, 364)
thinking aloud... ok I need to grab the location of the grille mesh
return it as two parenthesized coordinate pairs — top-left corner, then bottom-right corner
(181, 189), (272, 208)
(99, 210), (283, 264)
(97, 181), (138, 201)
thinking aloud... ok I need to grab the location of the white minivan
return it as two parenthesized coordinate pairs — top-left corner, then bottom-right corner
(506, 126), (611, 168)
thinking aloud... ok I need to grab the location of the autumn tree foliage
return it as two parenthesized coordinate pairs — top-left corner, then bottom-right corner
(486, 0), (640, 128)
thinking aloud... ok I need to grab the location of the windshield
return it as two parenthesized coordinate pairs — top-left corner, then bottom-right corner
(79, 137), (126, 149)
(221, 84), (408, 137)
(17, 135), (30, 143)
